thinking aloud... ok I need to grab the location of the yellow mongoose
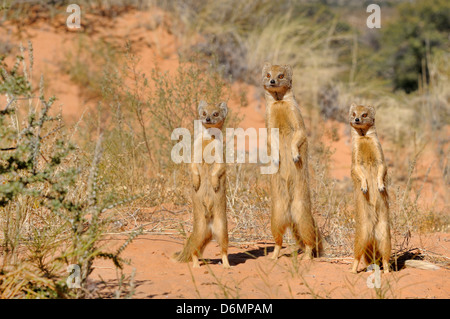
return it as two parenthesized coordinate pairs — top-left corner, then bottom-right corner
(262, 62), (321, 260)
(349, 103), (391, 273)
(173, 101), (230, 268)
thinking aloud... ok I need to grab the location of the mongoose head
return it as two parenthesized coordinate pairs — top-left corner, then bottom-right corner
(349, 103), (376, 129)
(262, 62), (293, 93)
(197, 101), (228, 129)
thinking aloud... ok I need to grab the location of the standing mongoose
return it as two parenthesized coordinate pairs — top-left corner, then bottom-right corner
(262, 62), (321, 260)
(173, 101), (230, 268)
(349, 103), (391, 273)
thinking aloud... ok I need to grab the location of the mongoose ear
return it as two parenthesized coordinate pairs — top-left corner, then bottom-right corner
(262, 62), (271, 76)
(349, 103), (357, 115)
(368, 105), (376, 115)
(218, 102), (228, 118)
(263, 61), (272, 69)
(198, 100), (208, 114)
(283, 64), (293, 78)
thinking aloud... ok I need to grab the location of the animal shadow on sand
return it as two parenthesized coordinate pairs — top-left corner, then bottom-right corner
(390, 248), (425, 272)
(199, 244), (274, 267)
(201, 244), (315, 267)
(354, 248), (426, 273)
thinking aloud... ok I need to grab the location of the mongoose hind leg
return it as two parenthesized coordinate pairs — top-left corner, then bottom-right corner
(211, 213), (231, 268)
(270, 220), (286, 260)
(379, 228), (391, 274)
(351, 234), (365, 273)
(374, 218), (391, 273)
(190, 217), (213, 268)
(192, 254), (200, 268)
(351, 257), (361, 274)
(382, 258), (390, 274)
(291, 198), (319, 259)
(271, 241), (283, 260)
(270, 196), (288, 260)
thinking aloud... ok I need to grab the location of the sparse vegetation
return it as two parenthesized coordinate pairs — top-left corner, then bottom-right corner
(0, 44), (143, 298)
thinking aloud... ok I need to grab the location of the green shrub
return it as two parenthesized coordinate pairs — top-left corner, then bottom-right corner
(377, 0), (450, 93)
(0, 43), (140, 298)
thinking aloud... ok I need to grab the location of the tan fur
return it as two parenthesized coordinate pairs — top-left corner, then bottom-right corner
(173, 101), (230, 268)
(262, 62), (321, 260)
(349, 103), (391, 274)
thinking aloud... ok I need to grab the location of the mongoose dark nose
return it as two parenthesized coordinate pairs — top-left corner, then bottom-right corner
(270, 79), (275, 84)
(206, 117), (211, 122)
(355, 118), (360, 122)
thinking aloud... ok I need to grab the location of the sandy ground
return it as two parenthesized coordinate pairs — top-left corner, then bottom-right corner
(91, 232), (449, 299)
(1, 7), (448, 299)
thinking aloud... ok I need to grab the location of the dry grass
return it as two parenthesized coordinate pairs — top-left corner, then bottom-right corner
(0, 44), (147, 298)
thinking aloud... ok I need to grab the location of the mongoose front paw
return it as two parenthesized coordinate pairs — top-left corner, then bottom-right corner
(272, 158), (280, 167)
(192, 176), (200, 191)
(361, 181), (368, 194)
(378, 183), (386, 192)
(211, 177), (220, 192)
(293, 154), (301, 163)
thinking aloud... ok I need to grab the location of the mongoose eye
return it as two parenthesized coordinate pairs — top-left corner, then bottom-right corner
(278, 74), (284, 79)
(362, 113), (367, 118)
(213, 112), (219, 117)
(266, 73), (271, 78)
(352, 112), (356, 117)
(202, 111), (207, 116)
